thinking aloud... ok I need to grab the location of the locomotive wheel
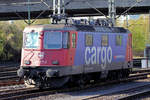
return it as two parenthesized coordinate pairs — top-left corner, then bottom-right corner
(75, 75), (89, 88)
(24, 78), (36, 88)
(77, 79), (85, 88)
(49, 76), (70, 88)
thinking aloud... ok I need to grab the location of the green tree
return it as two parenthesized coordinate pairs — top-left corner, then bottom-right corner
(117, 15), (148, 57)
(0, 18), (50, 61)
(0, 21), (22, 61)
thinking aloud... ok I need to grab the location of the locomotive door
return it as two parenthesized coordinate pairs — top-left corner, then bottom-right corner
(128, 34), (132, 61)
(68, 31), (77, 66)
(126, 34), (132, 68)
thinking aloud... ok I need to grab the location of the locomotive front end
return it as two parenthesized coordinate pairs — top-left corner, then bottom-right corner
(17, 25), (73, 88)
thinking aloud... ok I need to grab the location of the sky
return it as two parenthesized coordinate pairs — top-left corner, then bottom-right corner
(130, 15), (140, 20)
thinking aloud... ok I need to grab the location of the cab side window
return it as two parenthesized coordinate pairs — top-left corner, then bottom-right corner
(101, 35), (108, 46)
(116, 35), (122, 46)
(72, 33), (76, 48)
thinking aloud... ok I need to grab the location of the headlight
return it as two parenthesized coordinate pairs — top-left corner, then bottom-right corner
(52, 60), (59, 65)
(24, 60), (31, 65)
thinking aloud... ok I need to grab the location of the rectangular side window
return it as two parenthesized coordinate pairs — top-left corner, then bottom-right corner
(116, 35), (122, 46)
(72, 33), (76, 48)
(101, 35), (108, 46)
(63, 32), (69, 48)
(85, 34), (93, 46)
(44, 31), (62, 49)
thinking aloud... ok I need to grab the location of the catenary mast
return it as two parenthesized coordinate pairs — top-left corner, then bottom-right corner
(108, 0), (116, 27)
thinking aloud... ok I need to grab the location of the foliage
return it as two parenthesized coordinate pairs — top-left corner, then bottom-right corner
(32, 19), (50, 25)
(118, 15), (149, 57)
(128, 16), (146, 53)
(0, 19), (50, 61)
(0, 21), (22, 61)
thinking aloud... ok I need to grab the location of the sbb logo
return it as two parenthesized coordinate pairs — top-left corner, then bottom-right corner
(85, 46), (112, 69)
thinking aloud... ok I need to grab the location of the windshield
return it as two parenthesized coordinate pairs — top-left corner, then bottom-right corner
(44, 31), (62, 49)
(24, 32), (39, 49)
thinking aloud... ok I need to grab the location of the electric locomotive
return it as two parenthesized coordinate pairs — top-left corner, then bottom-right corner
(17, 23), (132, 88)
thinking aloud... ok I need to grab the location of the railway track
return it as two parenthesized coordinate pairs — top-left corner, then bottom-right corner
(81, 72), (150, 100)
(0, 62), (149, 99)
(0, 79), (24, 87)
(0, 65), (18, 79)
(118, 89), (150, 100)
(0, 87), (38, 100)
(83, 81), (150, 100)
(0, 71), (150, 100)
(0, 63), (23, 86)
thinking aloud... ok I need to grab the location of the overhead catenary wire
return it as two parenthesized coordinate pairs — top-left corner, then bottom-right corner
(14, 12), (29, 25)
(41, 0), (51, 9)
(27, 0), (53, 25)
(30, 10), (48, 24)
(14, 0), (52, 25)
(31, 0), (76, 24)
(116, 0), (143, 19)
(65, 0), (74, 6)
(85, 1), (109, 19)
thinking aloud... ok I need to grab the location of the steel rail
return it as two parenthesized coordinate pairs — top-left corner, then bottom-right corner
(0, 71), (150, 100)
(118, 89), (150, 100)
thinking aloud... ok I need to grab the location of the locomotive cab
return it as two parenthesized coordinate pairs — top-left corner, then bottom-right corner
(18, 25), (78, 87)
(21, 25), (77, 67)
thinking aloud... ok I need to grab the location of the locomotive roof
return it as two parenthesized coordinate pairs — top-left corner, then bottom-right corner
(24, 24), (129, 33)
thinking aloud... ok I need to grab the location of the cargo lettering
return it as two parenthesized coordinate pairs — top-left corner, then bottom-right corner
(85, 46), (112, 68)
